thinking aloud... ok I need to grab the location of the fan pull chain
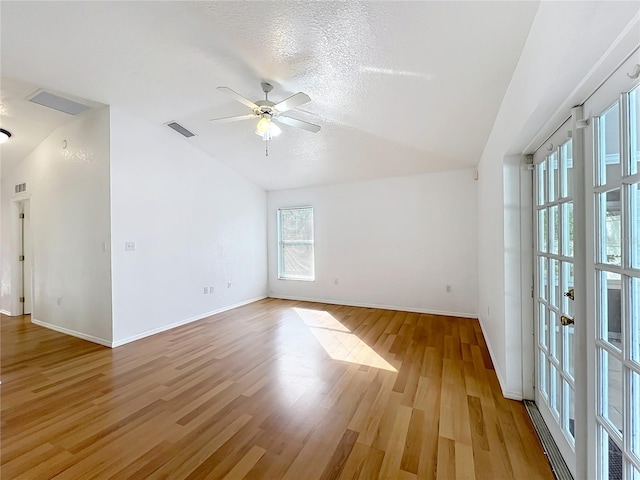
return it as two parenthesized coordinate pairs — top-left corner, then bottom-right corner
(265, 139), (268, 157)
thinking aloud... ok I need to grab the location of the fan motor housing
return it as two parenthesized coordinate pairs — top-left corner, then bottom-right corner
(255, 100), (276, 117)
(255, 100), (275, 108)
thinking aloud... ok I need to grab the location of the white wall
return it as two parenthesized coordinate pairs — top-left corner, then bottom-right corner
(0, 108), (113, 344)
(109, 108), (267, 345)
(477, 3), (639, 399)
(268, 170), (478, 317)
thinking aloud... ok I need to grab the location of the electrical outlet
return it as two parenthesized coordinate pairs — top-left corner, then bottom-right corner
(334, 278), (339, 285)
(210, 286), (214, 293)
(204, 287), (208, 294)
(227, 281), (232, 289)
(125, 241), (136, 251)
(445, 285), (452, 293)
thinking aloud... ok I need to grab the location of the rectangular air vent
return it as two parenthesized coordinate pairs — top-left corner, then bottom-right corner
(28, 91), (90, 115)
(15, 183), (26, 193)
(166, 122), (195, 138)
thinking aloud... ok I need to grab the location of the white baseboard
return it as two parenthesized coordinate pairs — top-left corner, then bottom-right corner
(0, 309), (11, 316)
(268, 295), (478, 319)
(31, 318), (112, 347)
(477, 315), (522, 401)
(111, 295), (267, 348)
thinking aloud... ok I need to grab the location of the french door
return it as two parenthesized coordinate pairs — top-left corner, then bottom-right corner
(534, 51), (640, 479)
(534, 118), (577, 474)
(584, 53), (640, 480)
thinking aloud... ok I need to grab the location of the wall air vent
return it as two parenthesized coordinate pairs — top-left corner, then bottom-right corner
(28, 91), (91, 115)
(166, 122), (195, 138)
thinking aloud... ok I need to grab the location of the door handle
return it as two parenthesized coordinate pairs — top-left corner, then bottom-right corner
(561, 315), (574, 326)
(564, 288), (574, 301)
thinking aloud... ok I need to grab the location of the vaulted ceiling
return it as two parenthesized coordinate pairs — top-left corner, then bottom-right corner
(1, 1), (540, 190)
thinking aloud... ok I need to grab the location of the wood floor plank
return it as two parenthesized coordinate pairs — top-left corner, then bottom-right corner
(336, 442), (371, 480)
(455, 442), (475, 480)
(223, 445), (266, 480)
(436, 436), (456, 480)
(0, 301), (553, 480)
(319, 429), (360, 480)
(376, 404), (412, 479)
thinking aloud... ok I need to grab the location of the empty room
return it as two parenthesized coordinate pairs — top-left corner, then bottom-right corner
(1, 1), (639, 479)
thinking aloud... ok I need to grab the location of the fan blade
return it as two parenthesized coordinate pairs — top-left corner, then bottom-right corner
(274, 92), (311, 112)
(276, 115), (321, 133)
(209, 113), (257, 123)
(217, 86), (259, 110)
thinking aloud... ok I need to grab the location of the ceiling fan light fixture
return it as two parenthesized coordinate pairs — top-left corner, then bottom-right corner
(255, 116), (281, 140)
(255, 116), (271, 135)
(269, 121), (282, 137)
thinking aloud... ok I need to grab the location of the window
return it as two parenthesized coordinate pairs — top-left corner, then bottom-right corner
(278, 207), (315, 281)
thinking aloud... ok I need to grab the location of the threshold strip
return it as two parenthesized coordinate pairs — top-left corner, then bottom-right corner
(524, 400), (574, 480)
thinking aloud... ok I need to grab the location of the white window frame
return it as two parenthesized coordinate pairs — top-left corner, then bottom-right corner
(277, 206), (315, 281)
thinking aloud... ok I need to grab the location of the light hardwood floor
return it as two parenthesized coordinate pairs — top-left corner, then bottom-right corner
(1, 299), (554, 479)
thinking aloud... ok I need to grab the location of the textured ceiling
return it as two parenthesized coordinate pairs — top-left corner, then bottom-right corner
(1, 1), (540, 190)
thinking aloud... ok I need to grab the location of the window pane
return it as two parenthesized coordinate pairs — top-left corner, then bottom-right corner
(539, 257), (548, 301)
(630, 85), (640, 176)
(597, 102), (621, 186)
(631, 277), (640, 363)
(282, 244), (314, 279)
(537, 161), (547, 205)
(631, 369), (640, 459)
(562, 203), (574, 257)
(563, 379), (575, 442)
(600, 349), (623, 435)
(598, 270), (622, 348)
(549, 152), (559, 202)
(550, 310), (560, 361)
(539, 306), (548, 348)
(631, 183), (640, 269)
(550, 364), (561, 416)
(279, 207), (314, 280)
(280, 208), (313, 241)
(598, 189), (622, 266)
(550, 259), (560, 308)
(560, 140), (573, 198)
(565, 323), (575, 380)
(538, 209), (548, 252)
(600, 426), (623, 480)
(550, 205), (559, 255)
(539, 353), (548, 398)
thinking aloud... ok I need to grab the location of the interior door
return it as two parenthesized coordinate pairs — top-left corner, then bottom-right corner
(583, 52), (640, 480)
(22, 200), (32, 315)
(534, 119), (577, 475)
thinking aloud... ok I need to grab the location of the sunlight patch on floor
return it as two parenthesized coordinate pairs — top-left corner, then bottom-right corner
(293, 308), (397, 372)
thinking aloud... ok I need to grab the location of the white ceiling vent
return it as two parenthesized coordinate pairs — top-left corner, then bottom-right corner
(28, 91), (91, 115)
(166, 122), (195, 138)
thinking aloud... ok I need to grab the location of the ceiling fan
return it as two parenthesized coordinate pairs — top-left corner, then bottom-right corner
(210, 83), (321, 143)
